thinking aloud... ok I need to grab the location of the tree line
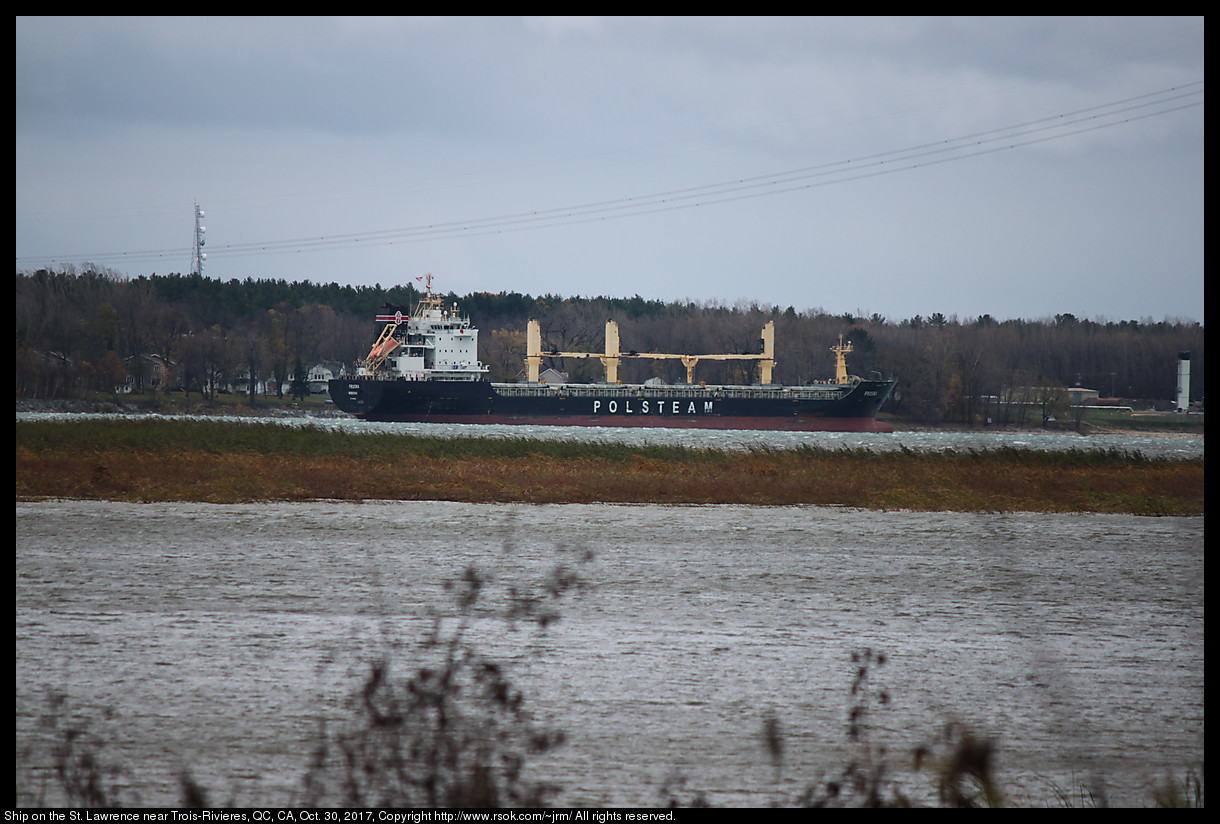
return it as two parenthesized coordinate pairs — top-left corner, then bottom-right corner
(16, 266), (1204, 424)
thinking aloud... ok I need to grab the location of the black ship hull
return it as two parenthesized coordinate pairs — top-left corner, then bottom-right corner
(329, 378), (896, 432)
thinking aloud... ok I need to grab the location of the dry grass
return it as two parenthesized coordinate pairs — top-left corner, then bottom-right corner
(15, 420), (1203, 514)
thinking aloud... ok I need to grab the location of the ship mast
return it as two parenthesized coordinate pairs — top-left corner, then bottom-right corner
(831, 334), (853, 385)
(414, 272), (445, 317)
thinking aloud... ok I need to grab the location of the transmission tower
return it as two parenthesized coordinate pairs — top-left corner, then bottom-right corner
(191, 202), (207, 275)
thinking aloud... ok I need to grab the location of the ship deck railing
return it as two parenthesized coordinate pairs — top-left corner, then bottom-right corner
(490, 382), (850, 401)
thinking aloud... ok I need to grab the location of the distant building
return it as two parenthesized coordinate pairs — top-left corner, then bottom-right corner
(230, 370), (273, 397)
(538, 368), (569, 385)
(284, 361), (346, 396)
(123, 354), (172, 393)
(1067, 386), (1101, 406)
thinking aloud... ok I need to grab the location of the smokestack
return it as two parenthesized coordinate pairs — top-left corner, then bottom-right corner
(1176, 352), (1191, 412)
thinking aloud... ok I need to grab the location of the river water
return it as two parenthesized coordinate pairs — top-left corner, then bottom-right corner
(13, 411), (1207, 459)
(16, 492), (1204, 807)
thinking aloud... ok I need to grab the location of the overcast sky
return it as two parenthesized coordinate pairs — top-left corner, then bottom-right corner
(15, 17), (1205, 323)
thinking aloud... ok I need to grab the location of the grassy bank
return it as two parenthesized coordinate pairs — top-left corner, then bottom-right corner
(1077, 407), (1205, 434)
(15, 419), (1203, 514)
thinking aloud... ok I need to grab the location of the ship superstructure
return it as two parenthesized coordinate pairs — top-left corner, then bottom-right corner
(357, 273), (489, 383)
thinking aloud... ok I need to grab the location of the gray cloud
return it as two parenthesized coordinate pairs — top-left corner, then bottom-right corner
(15, 16), (1204, 322)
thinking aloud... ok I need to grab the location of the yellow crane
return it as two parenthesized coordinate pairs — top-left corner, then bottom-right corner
(526, 319), (776, 385)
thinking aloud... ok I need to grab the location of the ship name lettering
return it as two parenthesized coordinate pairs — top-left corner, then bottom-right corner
(592, 398), (712, 415)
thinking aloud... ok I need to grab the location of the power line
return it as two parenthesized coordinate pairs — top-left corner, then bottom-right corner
(16, 83), (1202, 269)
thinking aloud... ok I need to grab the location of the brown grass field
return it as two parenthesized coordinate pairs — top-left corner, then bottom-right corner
(15, 419), (1203, 515)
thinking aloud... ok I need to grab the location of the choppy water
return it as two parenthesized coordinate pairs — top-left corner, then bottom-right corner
(16, 499), (1204, 808)
(15, 411), (1206, 459)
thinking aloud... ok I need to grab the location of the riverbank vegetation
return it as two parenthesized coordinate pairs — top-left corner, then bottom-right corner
(16, 419), (1203, 515)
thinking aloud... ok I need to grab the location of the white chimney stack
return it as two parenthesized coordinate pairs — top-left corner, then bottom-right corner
(1176, 352), (1191, 412)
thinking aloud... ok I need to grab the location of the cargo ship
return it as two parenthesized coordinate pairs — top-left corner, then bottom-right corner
(329, 276), (896, 432)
